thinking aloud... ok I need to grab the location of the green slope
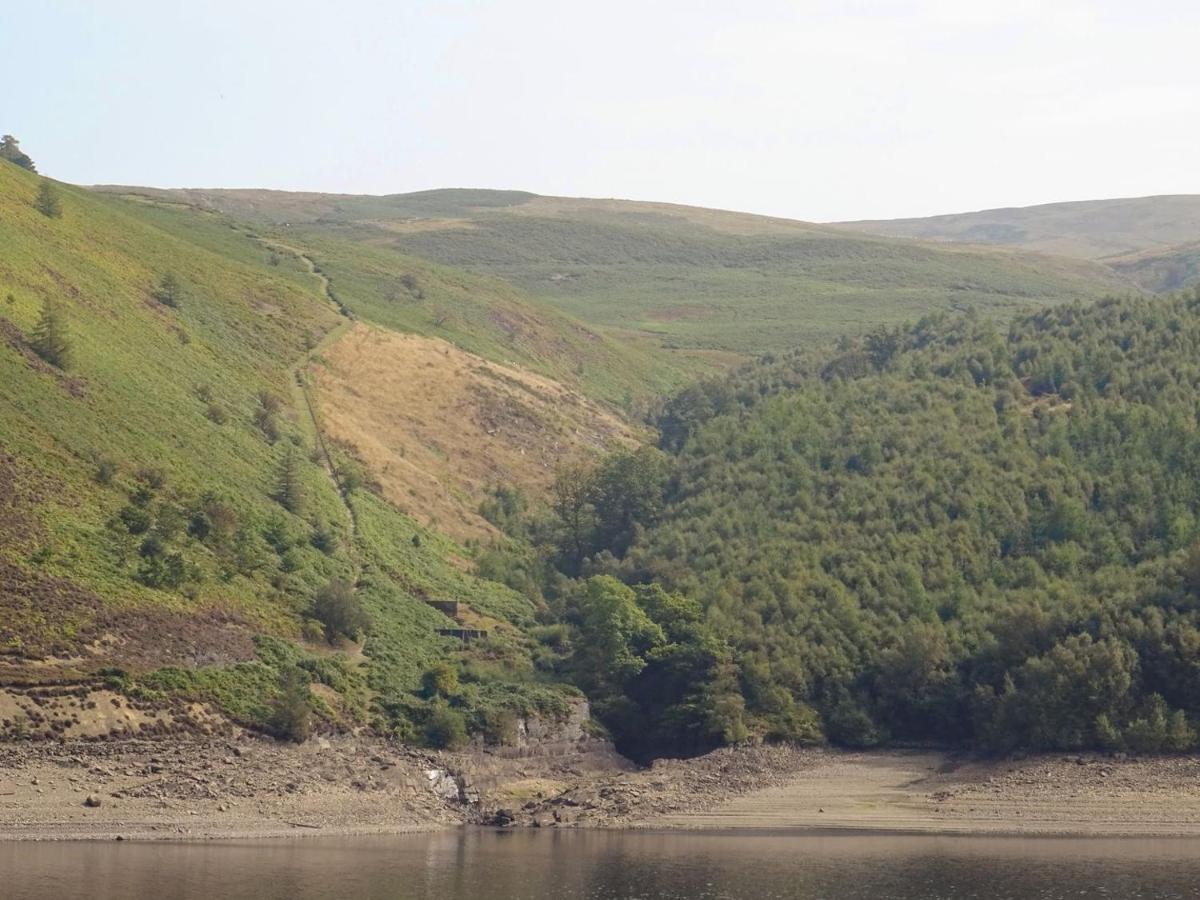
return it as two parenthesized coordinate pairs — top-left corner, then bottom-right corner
(97, 189), (705, 407)
(0, 162), (573, 740)
(99, 187), (1133, 354)
(1107, 241), (1200, 293)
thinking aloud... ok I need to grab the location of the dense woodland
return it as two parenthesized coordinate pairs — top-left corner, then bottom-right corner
(512, 289), (1200, 758)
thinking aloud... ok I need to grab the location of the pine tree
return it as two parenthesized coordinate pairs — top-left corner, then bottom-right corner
(0, 135), (35, 171)
(154, 273), (181, 308)
(34, 181), (61, 218)
(275, 445), (304, 514)
(31, 300), (71, 369)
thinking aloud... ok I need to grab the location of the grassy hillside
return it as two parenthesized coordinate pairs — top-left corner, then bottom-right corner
(312, 324), (637, 541)
(839, 194), (1200, 258)
(0, 162), (577, 742)
(1107, 241), (1200, 293)
(286, 230), (705, 406)
(98, 189), (703, 408)
(98, 187), (1131, 355)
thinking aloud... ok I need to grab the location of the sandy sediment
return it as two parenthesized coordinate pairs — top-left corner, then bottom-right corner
(505, 746), (1200, 837)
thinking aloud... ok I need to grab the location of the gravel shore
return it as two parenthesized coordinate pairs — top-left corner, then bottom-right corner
(514, 746), (1200, 836)
(0, 735), (461, 841)
(6, 737), (1200, 840)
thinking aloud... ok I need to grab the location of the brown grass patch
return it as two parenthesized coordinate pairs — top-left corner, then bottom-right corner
(310, 325), (636, 540)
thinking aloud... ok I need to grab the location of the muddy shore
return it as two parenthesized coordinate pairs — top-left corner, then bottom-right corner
(5, 737), (1200, 841)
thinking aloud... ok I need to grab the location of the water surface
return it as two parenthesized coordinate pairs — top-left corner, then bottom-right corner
(8, 829), (1200, 899)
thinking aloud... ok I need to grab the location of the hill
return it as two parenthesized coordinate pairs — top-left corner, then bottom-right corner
(839, 195), (1200, 292)
(0, 161), (608, 745)
(15, 165), (1199, 761)
(98, 189), (701, 410)
(524, 289), (1200, 757)
(1106, 241), (1200, 293)
(96, 187), (1132, 355)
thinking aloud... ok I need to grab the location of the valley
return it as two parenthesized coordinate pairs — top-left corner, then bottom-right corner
(7, 147), (1200, 834)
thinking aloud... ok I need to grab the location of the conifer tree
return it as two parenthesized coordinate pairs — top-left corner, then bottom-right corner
(31, 300), (71, 369)
(275, 445), (304, 514)
(34, 181), (61, 218)
(154, 272), (181, 308)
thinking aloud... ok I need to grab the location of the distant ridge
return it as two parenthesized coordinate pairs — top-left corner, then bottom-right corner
(96, 185), (1133, 354)
(837, 194), (1200, 292)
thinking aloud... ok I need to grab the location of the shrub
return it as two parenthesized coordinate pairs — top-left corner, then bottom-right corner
(118, 504), (152, 534)
(135, 467), (167, 490)
(258, 391), (283, 414)
(480, 707), (520, 746)
(421, 662), (460, 699)
(95, 458), (117, 485)
(268, 667), (313, 742)
(255, 393), (283, 442)
(136, 551), (186, 589)
(301, 618), (327, 644)
(187, 496), (238, 546)
(399, 273), (422, 297)
(423, 700), (468, 749)
(279, 547), (303, 573)
(310, 578), (369, 643)
(826, 702), (882, 748)
(310, 521), (337, 554)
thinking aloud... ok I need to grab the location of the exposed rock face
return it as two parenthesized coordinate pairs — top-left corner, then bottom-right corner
(509, 697), (594, 754)
(438, 698), (635, 820)
(425, 768), (466, 802)
(495, 744), (821, 828)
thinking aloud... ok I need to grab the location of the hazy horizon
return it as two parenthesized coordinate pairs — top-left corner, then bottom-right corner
(5, 0), (1199, 221)
(85, 181), (1200, 226)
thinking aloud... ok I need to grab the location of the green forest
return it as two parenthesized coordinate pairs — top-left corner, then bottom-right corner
(513, 289), (1200, 758)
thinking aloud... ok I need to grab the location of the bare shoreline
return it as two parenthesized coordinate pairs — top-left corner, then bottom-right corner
(6, 739), (1200, 842)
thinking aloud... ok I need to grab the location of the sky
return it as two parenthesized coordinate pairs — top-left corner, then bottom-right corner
(3, 0), (1199, 221)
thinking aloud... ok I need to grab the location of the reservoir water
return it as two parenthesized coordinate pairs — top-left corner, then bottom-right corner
(6, 829), (1200, 899)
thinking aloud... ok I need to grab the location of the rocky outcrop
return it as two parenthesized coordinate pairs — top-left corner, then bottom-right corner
(487, 744), (821, 828)
(439, 698), (634, 820)
(506, 697), (598, 756)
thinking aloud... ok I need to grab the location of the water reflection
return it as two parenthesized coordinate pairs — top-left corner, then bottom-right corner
(7, 829), (1200, 900)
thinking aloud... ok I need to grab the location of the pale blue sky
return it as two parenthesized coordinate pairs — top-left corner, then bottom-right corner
(4, 0), (1199, 220)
